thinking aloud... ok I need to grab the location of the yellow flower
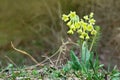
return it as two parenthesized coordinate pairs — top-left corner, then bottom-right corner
(84, 15), (89, 20)
(86, 35), (90, 39)
(69, 11), (76, 19)
(90, 12), (94, 18)
(89, 19), (96, 25)
(91, 30), (97, 35)
(79, 35), (84, 39)
(82, 23), (87, 30)
(77, 29), (82, 34)
(67, 21), (72, 27)
(62, 14), (69, 22)
(70, 25), (76, 31)
(87, 24), (93, 31)
(75, 22), (81, 29)
(79, 32), (89, 39)
(82, 32), (87, 36)
(67, 29), (74, 34)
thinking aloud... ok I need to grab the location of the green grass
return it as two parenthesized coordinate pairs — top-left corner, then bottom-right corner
(0, 0), (120, 67)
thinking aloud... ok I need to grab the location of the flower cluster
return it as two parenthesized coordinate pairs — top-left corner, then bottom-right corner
(62, 11), (97, 40)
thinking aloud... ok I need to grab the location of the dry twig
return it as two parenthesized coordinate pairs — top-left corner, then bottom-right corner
(11, 42), (39, 64)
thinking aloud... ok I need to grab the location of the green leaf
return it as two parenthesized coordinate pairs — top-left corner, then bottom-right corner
(93, 53), (100, 69)
(70, 50), (81, 70)
(113, 73), (120, 77)
(81, 41), (90, 63)
(80, 62), (88, 73)
(63, 61), (71, 72)
(111, 77), (120, 80)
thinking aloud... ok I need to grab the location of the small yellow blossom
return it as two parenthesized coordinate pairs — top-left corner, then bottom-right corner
(75, 22), (81, 29)
(62, 14), (69, 22)
(77, 29), (82, 34)
(79, 35), (84, 39)
(70, 25), (76, 31)
(67, 29), (74, 34)
(87, 24), (93, 31)
(67, 21), (72, 27)
(84, 15), (89, 20)
(69, 11), (76, 19)
(91, 30), (97, 35)
(82, 32), (87, 36)
(89, 19), (96, 25)
(86, 35), (90, 39)
(90, 12), (94, 18)
(82, 23), (87, 30)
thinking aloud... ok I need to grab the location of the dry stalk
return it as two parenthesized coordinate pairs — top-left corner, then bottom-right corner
(22, 39), (75, 69)
(11, 42), (39, 64)
(40, 39), (79, 67)
(22, 39), (79, 68)
(55, 39), (67, 66)
(42, 55), (55, 66)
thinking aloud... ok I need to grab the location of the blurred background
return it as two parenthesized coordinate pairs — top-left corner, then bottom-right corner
(0, 0), (120, 69)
